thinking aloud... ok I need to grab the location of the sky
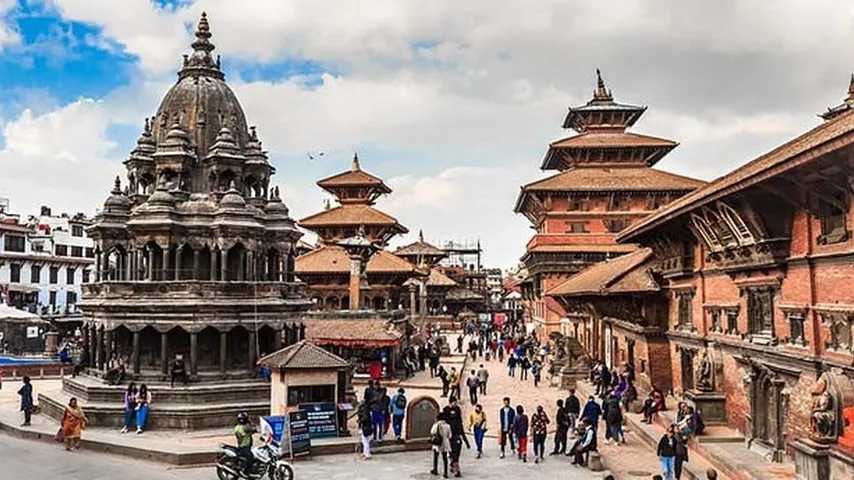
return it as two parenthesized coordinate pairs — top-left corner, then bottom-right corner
(2, 1), (854, 269)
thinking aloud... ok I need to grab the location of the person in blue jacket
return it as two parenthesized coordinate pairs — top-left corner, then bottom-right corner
(498, 396), (516, 458)
(581, 395), (602, 429)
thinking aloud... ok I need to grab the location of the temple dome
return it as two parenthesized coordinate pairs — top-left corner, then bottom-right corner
(220, 182), (247, 208)
(103, 176), (130, 212)
(150, 13), (249, 160)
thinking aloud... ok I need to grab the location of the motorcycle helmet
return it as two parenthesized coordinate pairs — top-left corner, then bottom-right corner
(237, 411), (249, 424)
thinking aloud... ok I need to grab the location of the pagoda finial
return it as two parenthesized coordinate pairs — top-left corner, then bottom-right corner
(351, 152), (360, 172)
(274, 186), (280, 199)
(419, 229), (424, 242)
(112, 175), (122, 194)
(593, 68), (613, 101)
(144, 117), (150, 134)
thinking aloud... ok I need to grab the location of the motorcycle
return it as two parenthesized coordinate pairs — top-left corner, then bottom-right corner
(216, 442), (294, 480)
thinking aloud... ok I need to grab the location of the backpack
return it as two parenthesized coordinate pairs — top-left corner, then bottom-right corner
(431, 431), (443, 446)
(395, 394), (407, 410)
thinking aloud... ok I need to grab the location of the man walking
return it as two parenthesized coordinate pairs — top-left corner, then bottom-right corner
(443, 397), (469, 477)
(466, 370), (479, 405)
(438, 365), (450, 397)
(565, 389), (581, 436)
(551, 399), (569, 455)
(498, 397), (516, 459)
(476, 364), (489, 395)
(390, 388), (407, 441)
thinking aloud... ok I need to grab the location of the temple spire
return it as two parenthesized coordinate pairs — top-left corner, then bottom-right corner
(419, 229), (424, 242)
(179, 11), (223, 79)
(351, 152), (361, 172)
(112, 175), (122, 194)
(593, 68), (613, 102)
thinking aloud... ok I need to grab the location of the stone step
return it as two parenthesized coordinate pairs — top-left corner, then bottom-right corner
(63, 375), (270, 405)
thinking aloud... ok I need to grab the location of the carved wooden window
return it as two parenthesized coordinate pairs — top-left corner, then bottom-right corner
(747, 287), (775, 337)
(726, 309), (739, 335)
(717, 202), (755, 245)
(608, 193), (627, 211)
(568, 196), (589, 211)
(824, 313), (853, 354)
(567, 222), (588, 233)
(677, 291), (694, 330)
(710, 309), (722, 333)
(604, 218), (628, 233)
(787, 312), (806, 346)
(817, 191), (849, 245)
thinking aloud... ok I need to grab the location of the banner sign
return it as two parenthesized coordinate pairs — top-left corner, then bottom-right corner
(299, 402), (338, 438)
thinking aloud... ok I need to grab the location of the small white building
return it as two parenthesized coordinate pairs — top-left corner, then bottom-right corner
(0, 204), (94, 320)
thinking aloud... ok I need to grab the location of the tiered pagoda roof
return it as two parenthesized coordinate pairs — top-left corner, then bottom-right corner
(395, 230), (447, 266)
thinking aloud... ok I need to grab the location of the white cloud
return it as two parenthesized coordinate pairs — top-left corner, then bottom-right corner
(0, 0), (20, 51)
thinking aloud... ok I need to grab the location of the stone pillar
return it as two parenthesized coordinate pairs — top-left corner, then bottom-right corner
(419, 279), (428, 318)
(127, 249), (135, 281)
(299, 324), (306, 342)
(238, 250), (246, 281)
(190, 331), (198, 376)
(348, 254), (362, 310)
(160, 331), (168, 375)
(219, 331), (228, 377)
(193, 249), (201, 280)
(147, 248), (155, 281)
(95, 250), (102, 282)
(273, 328), (283, 352)
(87, 324), (96, 365)
(174, 245), (182, 280)
(248, 330), (257, 371)
(162, 246), (171, 282)
(132, 330), (140, 374)
(105, 329), (113, 365)
(210, 248), (218, 281)
(220, 249), (228, 281)
(96, 327), (104, 370)
(409, 283), (418, 318)
(246, 251), (255, 281)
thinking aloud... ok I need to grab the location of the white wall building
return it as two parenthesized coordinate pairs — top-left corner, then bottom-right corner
(0, 204), (94, 319)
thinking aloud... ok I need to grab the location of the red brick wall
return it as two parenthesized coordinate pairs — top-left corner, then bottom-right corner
(721, 352), (748, 434)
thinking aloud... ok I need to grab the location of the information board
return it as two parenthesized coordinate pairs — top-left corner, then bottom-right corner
(288, 410), (311, 457)
(260, 415), (286, 444)
(299, 402), (338, 438)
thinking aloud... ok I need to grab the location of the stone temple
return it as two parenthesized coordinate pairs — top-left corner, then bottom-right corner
(40, 13), (312, 429)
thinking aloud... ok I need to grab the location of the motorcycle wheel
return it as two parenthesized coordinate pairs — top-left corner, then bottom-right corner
(273, 464), (294, 480)
(216, 458), (240, 480)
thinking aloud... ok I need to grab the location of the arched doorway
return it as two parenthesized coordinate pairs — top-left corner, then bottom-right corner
(228, 326), (249, 369)
(198, 327), (220, 370)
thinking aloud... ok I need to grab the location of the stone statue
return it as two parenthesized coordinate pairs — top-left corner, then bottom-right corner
(810, 375), (836, 442)
(696, 350), (713, 392)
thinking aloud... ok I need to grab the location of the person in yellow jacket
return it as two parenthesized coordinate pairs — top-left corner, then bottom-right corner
(468, 404), (487, 458)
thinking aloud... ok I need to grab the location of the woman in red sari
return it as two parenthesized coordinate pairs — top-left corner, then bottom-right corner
(61, 397), (88, 451)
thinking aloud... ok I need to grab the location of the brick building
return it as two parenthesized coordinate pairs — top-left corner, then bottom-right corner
(514, 70), (704, 336)
(552, 78), (854, 474)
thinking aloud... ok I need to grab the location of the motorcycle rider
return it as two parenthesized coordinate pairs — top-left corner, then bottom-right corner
(234, 412), (257, 476)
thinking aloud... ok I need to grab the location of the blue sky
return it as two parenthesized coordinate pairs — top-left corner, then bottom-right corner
(2, 1), (854, 268)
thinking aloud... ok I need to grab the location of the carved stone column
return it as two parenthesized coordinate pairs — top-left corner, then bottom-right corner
(132, 330), (140, 374)
(174, 245), (182, 281)
(160, 331), (168, 375)
(248, 330), (257, 371)
(220, 249), (228, 281)
(162, 246), (171, 282)
(147, 248), (155, 281)
(219, 331), (227, 377)
(193, 249), (201, 280)
(190, 331), (198, 376)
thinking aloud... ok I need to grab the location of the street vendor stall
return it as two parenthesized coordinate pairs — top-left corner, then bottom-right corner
(0, 303), (50, 354)
(305, 318), (403, 380)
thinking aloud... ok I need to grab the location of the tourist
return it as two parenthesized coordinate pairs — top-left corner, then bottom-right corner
(60, 397), (87, 451)
(569, 418), (596, 466)
(656, 425), (678, 480)
(531, 358), (542, 387)
(519, 355), (531, 380)
(530, 405), (549, 463)
(598, 366), (612, 397)
(498, 396), (516, 458)
(429, 351), (440, 378)
(565, 389), (581, 436)
(642, 386), (665, 423)
(512, 405), (529, 462)
(170, 354), (188, 387)
(135, 383), (152, 434)
(17, 376), (33, 427)
(120, 382), (137, 433)
(466, 370), (479, 405)
(430, 412), (451, 477)
(507, 354), (517, 377)
(497, 338), (505, 362)
(468, 403), (487, 458)
(674, 434), (689, 480)
(476, 363), (489, 395)
(676, 403), (696, 439)
(456, 335), (464, 354)
(551, 398), (568, 455)
(369, 381), (385, 440)
(443, 397), (468, 477)
(438, 365), (450, 397)
(363, 380), (376, 407)
(603, 394), (624, 445)
(581, 395), (602, 429)
(468, 338), (478, 360)
(381, 386), (392, 438)
(390, 387), (407, 441)
(358, 404), (373, 460)
(449, 367), (461, 400)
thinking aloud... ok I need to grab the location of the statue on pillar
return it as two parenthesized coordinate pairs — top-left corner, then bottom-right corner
(696, 350), (713, 392)
(810, 375), (837, 443)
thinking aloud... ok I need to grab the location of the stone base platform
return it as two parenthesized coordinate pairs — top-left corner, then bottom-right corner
(39, 375), (270, 429)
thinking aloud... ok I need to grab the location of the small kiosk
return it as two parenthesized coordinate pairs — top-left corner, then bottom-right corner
(257, 340), (351, 438)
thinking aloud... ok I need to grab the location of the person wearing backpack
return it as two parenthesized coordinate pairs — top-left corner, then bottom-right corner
(391, 388), (408, 441)
(430, 412), (451, 478)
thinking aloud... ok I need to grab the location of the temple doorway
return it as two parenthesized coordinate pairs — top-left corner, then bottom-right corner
(680, 348), (695, 392)
(747, 366), (788, 461)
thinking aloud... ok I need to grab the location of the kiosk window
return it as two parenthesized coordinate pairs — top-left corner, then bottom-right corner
(287, 385), (335, 406)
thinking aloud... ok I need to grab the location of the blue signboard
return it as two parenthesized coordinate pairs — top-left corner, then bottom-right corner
(260, 415), (286, 444)
(288, 410), (311, 457)
(298, 402), (339, 439)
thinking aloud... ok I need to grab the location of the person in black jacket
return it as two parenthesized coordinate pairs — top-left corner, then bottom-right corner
(443, 397), (469, 477)
(565, 389), (581, 437)
(550, 399), (569, 454)
(603, 395), (624, 445)
(657, 425), (678, 480)
(674, 434), (689, 480)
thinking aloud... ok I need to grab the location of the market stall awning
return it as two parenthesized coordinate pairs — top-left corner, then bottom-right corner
(0, 303), (47, 323)
(306, 319), (403, 348)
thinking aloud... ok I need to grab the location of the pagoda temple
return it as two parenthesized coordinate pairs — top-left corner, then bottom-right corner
(514, 70), (705, 336)
(40, 13), (312, 429)
(296, 155), (419, 311)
